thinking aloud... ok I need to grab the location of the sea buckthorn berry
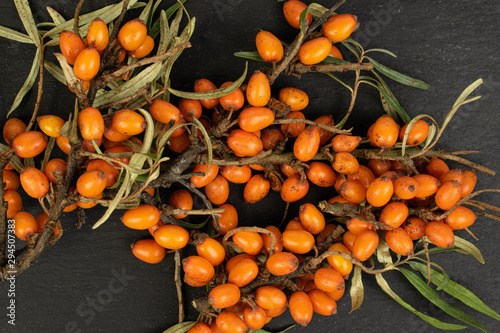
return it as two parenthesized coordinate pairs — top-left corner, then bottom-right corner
(299, 203), (326, 235)
(86, 159), (119, 188)
(14, 211), (38, 241)
(426, 221), (455, 248)
(216, 203), (238, 234)
(131, 239), (166, 264)
(327, 288), (345, 301)
(122, 204), (160, 230)
(348, 165), (376, 190)
(261, 128), (285, 151)
(256, 31), (284, 62)
(385, 228), (414, 256)
(403, 217), (427, 240)
(280, 174), (309, 202)
(329, 45), (343, 60)
(178, 99), (202, 121)
(187, 322), (211, 333)
(104, 145), (131, 167)
(255, 286), (287, 310)
(445, 206), (476, 230)
(264, 304), (288, 319)
(394, 176), (419, 200)
(3, 118), (26, 145)
(281, 163), (299, 178)
(298, 37), (332, 65)
(228, 259), (259, 287)
(435, 180), (462, 211)
(37, 115), (65, 138)
(155, 224), (189, 250)
(73, 47), (100, 81)
(3, 170), (20, 191)
(194, 79), (219, 109)
(412, 174), (440, 198)
(118, 19), (147, 51)
(225, 254), (256, 273)
(368, 115), (399, 148)
(263, 226), (283, 255)
(352, 229), (379, 261)
(216, 310), (247, 333)
(244, 174), (270, 204)
(426, 157), (449, 179)
(168, 189), (193, 219)
(342, 231), (357, 252)
(168, 132), (190, 153)
(339, 180), (366, 204)
(44, 158), (67, 183)
(103, 120), (131, 143)
(190, 164), (219, 188)
(209, 283), (241, 308)
(228, 129), (263, 157)
(346, 216), (373, 235)
(76, 170), (106, 197)
(112, 109), (146, 136)
(366, 176), (394, 207)
(36, 212), (60, 235)
(314, 267), (345, 292)
(439, 169), (464, 186)
(382, 170), (399, 183)
(316, 223), (337, 245)
(322, 14), (358, 43)
(289, 291), (313, 327)
(332, 152), (359, 175)
(306, 161), (336, 187)
(183, 255), (215, 285)
(266, 252), (299, 276)
(246, 71), (271, 107)
(281, 111), (306, 138)
(285, 217), (305, 231)
(308, 289), (337, 316)
(5, 190), (22, 218)
(149, 99), (182, 127)
(294, 126), (321, 162)
(87, 18), (109, 51)
(283, 0), (312, 29)
(196, 237), (225, 267)
(12, 131), (47, 158)
(279, 87), (309, 111)
(220, 165), (252, 184)
(243, 306), (267, 331)
(59, 31), (85, 65)
(232, 231), (263, 255)
(78, 107), (104, 141)
(20, 167), (49, 199)
(219, 81), (245, 111)
(282, 229), (315, 254)
(460, 170), (477, 198)
(399, 120), (429, 146)
(367, 159), (392, 177)
(379, 202), (409, 229)
(238, 107), (275, 132)
(76, 191), (102, 209)
(128, 35), (154, 58)
(331, 135), (361, 153)
(312, 115), (333, 145)
(204, 175), (229, 206)
(327, 243), (353, 277)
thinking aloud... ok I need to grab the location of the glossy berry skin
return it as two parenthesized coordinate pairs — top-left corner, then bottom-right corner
(20, 167), (49, 199)
(3, 118), (26, 145)
(187, 322), (211, 333)
(315, 114), (335, 145)
(73, 47), (100, 81)
(281, 111), (306, 137)
(298, 37), (332, 65)
(196, 237), (226, 267)
(178, 99), (202, 121)
(282, 229), (315, 254)
(183, 256), (215, 285)
(228, 259), (259, 287)
(280, 174), (309, 202)
(379, 202), (409, 229)
(322, 14), (358, 42)
(308, 289), (337, 316)
(154, 224), (189, 250)
(129, 35), (154, 58)
(44, 158), (67, 183)
(122, 204), (160, 230)
(14, 211), (38, 241)
(306, 161), (336, 187)
(262, 226), (283, 255)
(246, 71), (271, 107)
(346, 216), (373, 236)
(149, 99), (181, 126)
(261, 128), (285, 150)
(444, 206), (476, 230)
(426, 157), (449, 179)
(238, 107), (275, 132)
(326, 243), (353, 277)
(331, 134), (361, 153)
(399, 120), (429, 146)
(12, 131), (47, 158)
(59, 31), (85, 65)
(339, 180), (366, 204)
(460, 170), (477, 198)
(132, 239), (166, 264)
(385, 228), (414, 256)
(244, 174), (270, 204)
(2, 170), (20, 191)
(314, 267), (345, 292)
(403, 217), (427, 240)
(366, 176), (394, 207)
(78, 107), (104, 141)
(194, 79), (219, 109)
(209, 283), (241, 308)
(216, 310), (247, 333)
(219, 81), (245, 111)
(190, 164), (219, 188)
(112, 109), (146, 136)
(332, 152), (359, 175)
(283, 0), (312, 29)
(216, 203), (238, 235)
(243, 306), (267, 330)
(294, 126), (321, 162)
(329, 44), (343, 59)
(394, 176), (419, 200)
(435, 181), (462, 211)
(266, 252), (299, 276)
(256, 31), (283, 62)
(412, 174), (440, 198)
(118, 19), (147, 51)
(76, 170), (106, 197)
(426, 221), (455, 248)
(220, 165), (252, 184)
(87, 18), (109, 51)
(255, 286), (287, 310)
(37, 115), (65, 138)
(279, 87), (309, 111)
(205, 175), (230, 206)
(299, 203), (326, 235)
(232, 231), (263, 255)
(368, 115), (399, 148)
(5, 190), (22, 218)
(227, 130), (263, 157)
(352, 230), (379, 261)
(289, 291), (313, 327)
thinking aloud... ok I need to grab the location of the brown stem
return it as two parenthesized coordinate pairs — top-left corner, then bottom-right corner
(73, 0), (86, 37)
(272, 118), (350, 135)
(174, 250), (184, 323)
(26, 44), (46, 131)
(291, 62), (373, 75)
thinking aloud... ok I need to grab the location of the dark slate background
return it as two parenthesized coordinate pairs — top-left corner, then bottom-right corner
(1, 0), (499, 332)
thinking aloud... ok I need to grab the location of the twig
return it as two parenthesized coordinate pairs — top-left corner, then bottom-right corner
(272, 118), (351, 135)
(73, 0), (86, 37)
(26, 44), (46, 131)
(174, 250), (184, 323)
(291, 62), (373, 75)
(178, 180), (220, 231)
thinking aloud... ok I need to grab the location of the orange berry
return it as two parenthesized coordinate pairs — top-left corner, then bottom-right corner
(332, 152), (359, 175)
(168, 189), (193, 219)
(178, 99), (202, 121)
(399, 120), (429, 146)
(256, 31), (283, 62)
(314, 114), (335, 145)
(299, 203), (326, 235)
(244, 306), (267, 330)
(352, 230), (379, 261)
(281, 111), (306, 138)
(308, 289), (337, 316)
(246, 71), (271, 107)
(20, 167), (49, 199)
(280, 174), (309, 202)
(219, 81), (245, 111)
(204, 175), (229, 206)
(232, 231), (263, 255)
(3, 118), (26, 145)
(460, 170), (477, 198)
(5, 190), (22, 218)
(439, 169), (464, 186)
(289, 291), (313, 327)
(228, 259), (259, 287)
(394, 176), (419, 200)
(167, 132), (190, 153)
(209, 283), (241, 308)
(298, 37), (332, 65)
(243, 174), (270, 204)
(322, 14), (358, 43)
(329, 44), (343, 59)
(227, 129), (263, 157)
(368, 115), (399, 148)
(339, 180), (366, 204)
(327, 288), (345, 301)
(385, 227), (414, 256)
(3, 170), (19, 191)
(255, 286), (287, 310)
(379, 202), (408, 229)
(104, 145), (131, 167)
(12, 131), (47, 158)
(314, 267), (345, 292)
(403, 217), (427, 240)
(294, 126), (321, 162)
(266, 252), (299, 276)
(238, 107), (275, 132)
(128, 35), (154, 58)
(118, 19), (147, 51)
(76, 170), (106, 197)
(194, 79), (219, 109)
(14, 211), (38, 241)
(122, 204), (160, 230)
(367, 159), (392, 177)
(262, 226), (283, 255)
(348, 165), (376, 190)
(196, 237), (225, 267)
(73, 47), (100, 81)
(103, 120), (131, 143)
(444, 206), (476, 230)
(366, 176), (394, 207)
(261, 128), (285, 151)
(183, 255), (215, 285)
(155, 224), (189, 250)
(327, 243), (353, 277)
(87, 18), (109, 51)
(346, 216), (373, 235)
(86, 159), (119, 188)
(412, 174), (440, 198)
(331, 134), (361, 153)
(59, 31), (85, 65)
(435, 180), (462, 211)
(426, 221), (455, 248)
(306, 161), (336, 187)
(282, 229), (315, 254)
(216, 310), (247, 333)
(36, 212), (59, 235)
(187, 322), (211, 333)
(264, 304), (288, 318)
(148, 99), (181, 126)
(426, 157), (449, 179)
(279, 87), (309, 111)
(131, 239), (166, 264)
(112, 109), (146, 136)
(283, 0), (312, 29)
(190, 163), (219, 188)
(44, 158), (67, 184)
(216, 203), (238, 234)
(37, 115), (65, 138)
(226, 254), (256, 273)
(285, 218), (305, 231)
(78, 107), (104, 141)
(220, 165), (252, 184)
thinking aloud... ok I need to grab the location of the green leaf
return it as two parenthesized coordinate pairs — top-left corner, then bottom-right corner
(360, 79), (411, 124)
(409, 261), (500, 322)
(253, 325), (296, 333)
(149, 0), (187, 38)
(349, 266), (364, 313)
(46, 6), (66, 25)
(44, 61), (66, 85)
(7, 48), (40, 118)
(162, 321), (196, 333)
(0, 144), (23, 173)
(156, 10), (170, 56)
(299, 5), (311, 33)
(234, 51), (265, 62)
(410, 258), (451, 291)
(54, 53), (81, 97)
(191, 117), (213, 174)
(452, 78), (483, 108)
(364, 48), (397, 58)
(400, 115), (440, 156)
(13, 0), (41, 47)
(168, 62), (248, 99)
(0, 25), (33, 44)
(366, 57), (430, 90)
(399, 267), (488, 332)
(375, 273), (467, 330)
(453, 236), (485, 264)
(307, 3), (329, 19)
(138, 0), (154, 23)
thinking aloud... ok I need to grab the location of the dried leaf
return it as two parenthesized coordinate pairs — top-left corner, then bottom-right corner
(0, 25), (33, 44)
(13, 0), (41, 47)
(138, 0), (154, 23)
(376, 238), (393, 266)
(7, 48), (40, 117)
(349, 266), (364, 313)
(44, 60), (66, 85)
(307, 3), (329, 19)
(53, 53), (81, 97)
(46, 6), (66, 25)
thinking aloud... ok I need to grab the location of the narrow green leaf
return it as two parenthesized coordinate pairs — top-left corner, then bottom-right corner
(234, 51), (265, 62)
(401, 115), (440, 156)
(349, 266), (364, 313)
(253, 325), (296, 333)
(423, 123), (437, 150)
(364, 48), (397, 58)
(54, 53), (81, 97)
(156, 10), (170, 55)
(13, 0), (41, 47)
(138, 0), (154, 23)
(326, 73), (353, 93)
(168, 62), (248, 99)
(192, 117), (213, 173)
(454, 236), (485, 264)
(452, 78), (483, 108)
(341, 40), (360, 59)
(46, 6), (66, 25)
(410, 258), (452, 291)
(162, 321), (196, 333)
(44, 60), (66, 85)
(307, 3), (329, 19)
(375, 273), (467, 330)
(0, 25), (33, 44)
(366, 57), (430, 90)
(379, 90), (400, 121)
(299, 5), (311, 33)
(360, 80), (411, 123)
(7, 48), (40, 118)
(399, 267), (488, 332)
(409, 261), (500, 322)
(149, 0), (187, 38)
